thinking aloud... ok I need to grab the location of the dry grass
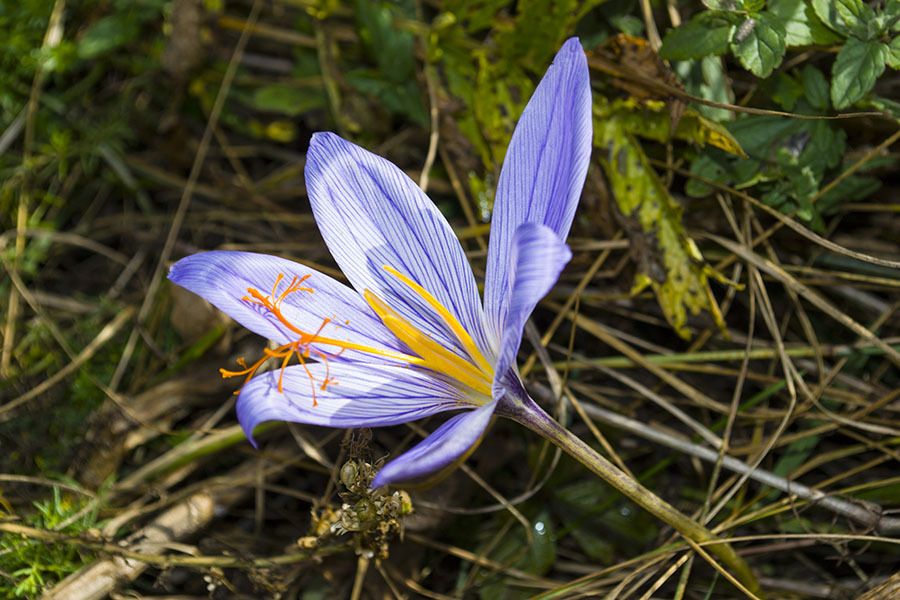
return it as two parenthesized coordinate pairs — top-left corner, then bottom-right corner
(2, 1), (900, 598)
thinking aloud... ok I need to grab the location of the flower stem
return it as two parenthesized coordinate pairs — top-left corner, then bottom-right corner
(499, 392), (761, 596)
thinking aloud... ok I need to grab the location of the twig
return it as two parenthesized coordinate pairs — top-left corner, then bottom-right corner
(416, 0), (439, 193)
(533, 385), (900, 534)
(553, 337), (900, 369)
(651, 158), (900, 271)
(40, 442), (307, 600)
(587, 55), (881, 120)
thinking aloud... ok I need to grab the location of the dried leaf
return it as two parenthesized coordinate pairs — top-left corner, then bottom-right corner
(592, 34), (688, 134)
(594, 97), (747, 157)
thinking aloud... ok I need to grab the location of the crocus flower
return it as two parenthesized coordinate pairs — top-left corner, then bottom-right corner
(168, 37), (591, 488)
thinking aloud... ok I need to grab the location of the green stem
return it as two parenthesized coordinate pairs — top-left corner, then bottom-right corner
(498, 393), (761, 596)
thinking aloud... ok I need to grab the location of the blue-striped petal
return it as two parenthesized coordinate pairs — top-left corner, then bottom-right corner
(306, 132), (493, 364)
(236, 363), (478, 444)
(484, 37), (592, 343)
(494, 223), (572, 385)
(371, 399), (497, 488)
(167, 251), (404, 362)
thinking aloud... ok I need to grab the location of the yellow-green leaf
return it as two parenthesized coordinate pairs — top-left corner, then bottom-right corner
(595, 116), (734, 340)
(594, 98), (747, 157)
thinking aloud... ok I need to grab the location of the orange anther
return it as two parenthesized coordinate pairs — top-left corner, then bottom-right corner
(223, 272), (426, 406)
(222, 272), (360, 407)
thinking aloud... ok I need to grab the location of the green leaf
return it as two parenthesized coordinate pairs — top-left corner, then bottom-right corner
(817, 173), (882, 210)
(812, 0), (854, 35)
(770, 0), (843, 46)
(686, 153), (733, 197)
(805, 119), (846, 171)
(250, 85), (326, 116)
(77, 14), (140, 59)
(702, 0), (743, 10)
(354, 0), (415, 81)
(801, 65), (830, 110)
(886, 0), (900, 30)
(728, 114), (800, 156)
(476, 513), (556, 600)
(659, 12), (737, 60)
(834, 0), (878, 37)
(731, 12), (787, 77)
(831, 37), (888, 108)
(346, 70), (428, 125)
(773, 433), (821, 480)
(887, 36), (900, 69)
(812, 0), (879, 37)
(742, 0), (766, 12)
(866, 94), (900, 118)
(767, 72), (804, 110)
(594, 98), (746, 157)
(787, 165), (819, 220)
(673, 56), (734, 121)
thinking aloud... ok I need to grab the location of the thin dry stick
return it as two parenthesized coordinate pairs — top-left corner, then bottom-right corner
(639, 0), (662, 50)
(439, 144), (488, 252)
(560, 393), (900, 534)
(811, 126), (900, 204)
(703, 198), (754, 545)
(0, 247), (78, 364)
(403, 420), (533, 539)
(521, 234), (621, 377)
(639, 553), (692, 600)
(109, 0), (263, 390)
(0, 228), (129, 266)
(682, 536), (762, 600)
(547, 304), (759, 418)
(587, 56), (880, 120)
(0, 475), (95, 498)
(351, 555), (371, 600)
(0, 106), (26, 157)
(415, 0), (439, 193)
(41, 443), (302, 600)
(405, 532), (560, 587)
(590, 362), (723, 449)
(704, 267), (800, 528)
(709, 234), (900, 369)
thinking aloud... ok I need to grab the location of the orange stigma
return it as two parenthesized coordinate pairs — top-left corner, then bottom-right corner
(222, 272), (421, 405)
(222, 269), (495, 406)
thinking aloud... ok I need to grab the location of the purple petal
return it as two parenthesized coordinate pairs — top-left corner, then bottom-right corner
(167, 251), (404, 362)
(306, 132), (493, 364)
(494, 223), (572, 382)
(484, 37), (592, 343)
(371, 399), (497, 488)
(237, 363), (478, 443)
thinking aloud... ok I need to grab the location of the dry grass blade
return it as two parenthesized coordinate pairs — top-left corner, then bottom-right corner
(709, 234), (900, 368)
(0, 307), (135, 420)
(564, 394), (900, 533)
(109, 0), (263, 390)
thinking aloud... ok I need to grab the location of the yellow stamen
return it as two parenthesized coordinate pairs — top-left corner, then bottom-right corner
(365, 290), (493, 396)
(382, 266), (494, 376)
